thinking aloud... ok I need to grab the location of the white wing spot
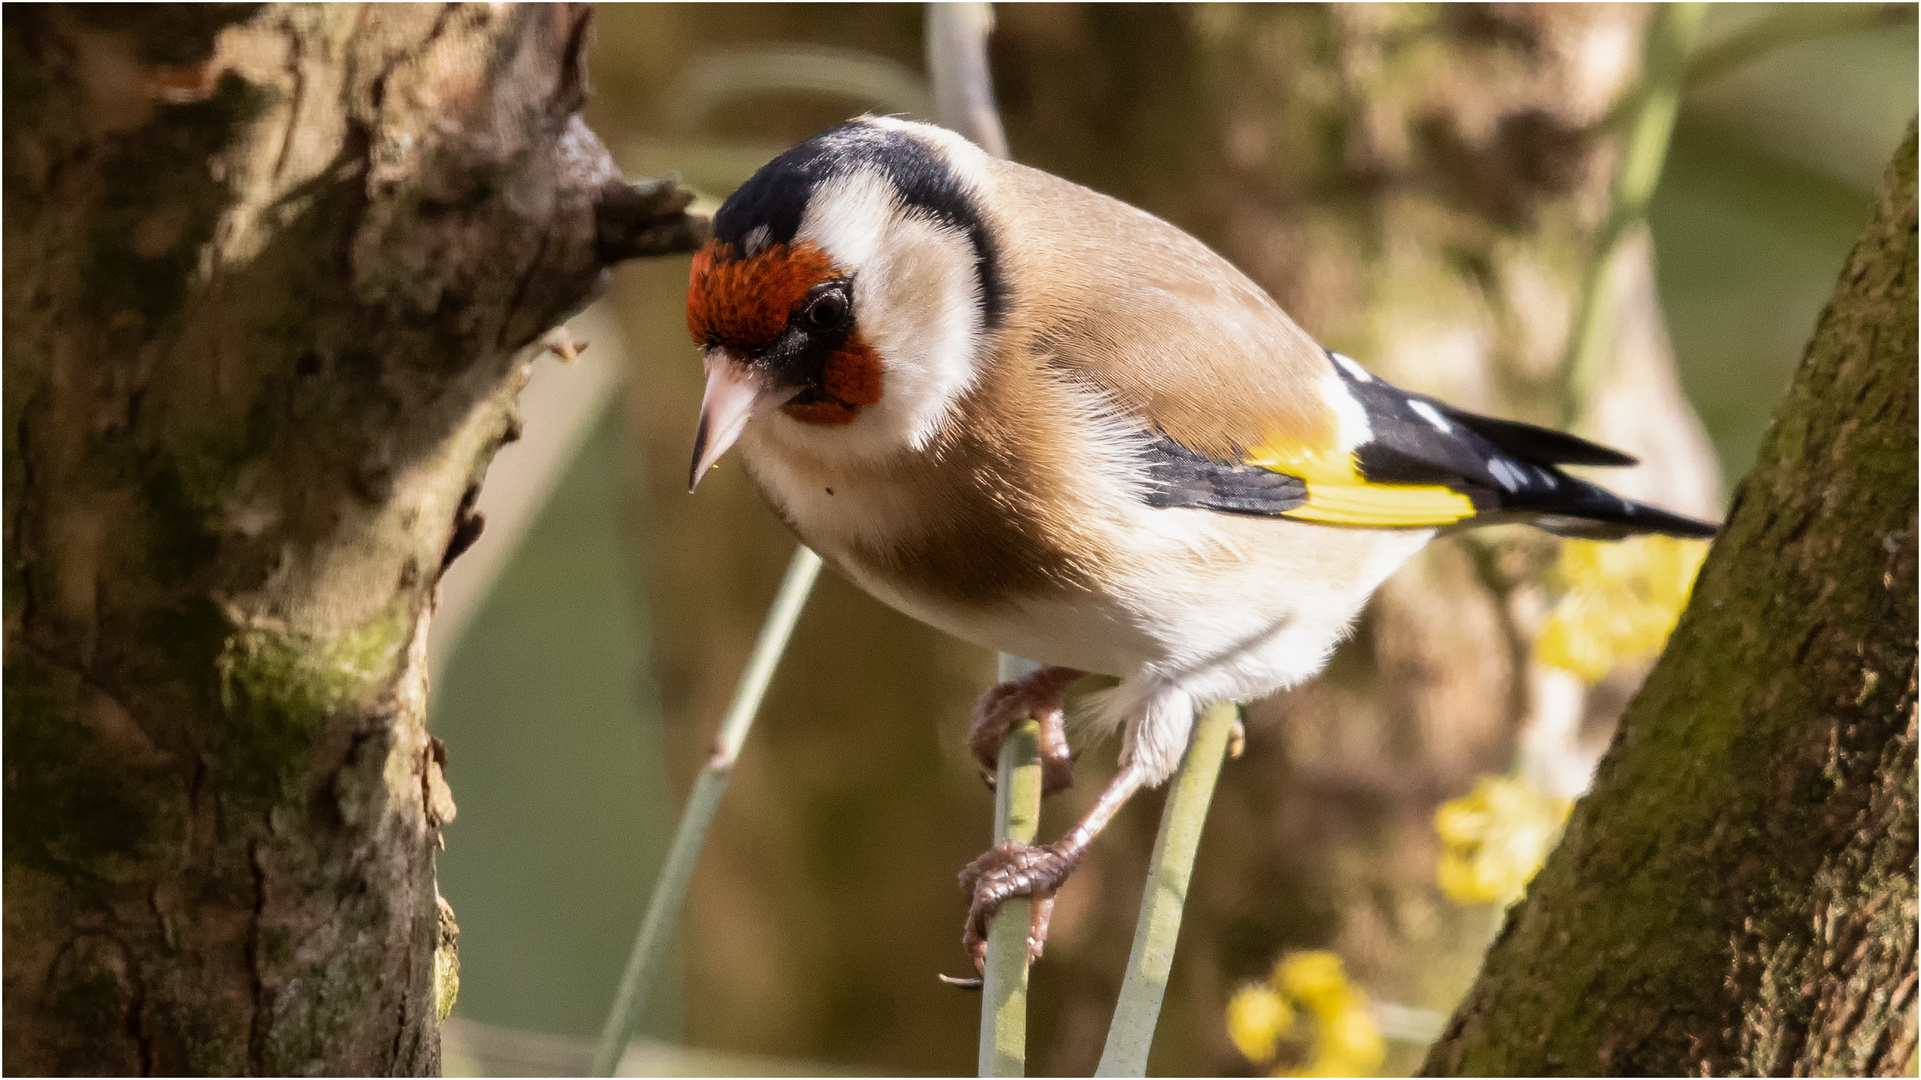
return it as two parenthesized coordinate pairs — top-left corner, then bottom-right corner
(1322, 371), (1374, 450)
(1407, 399), (1453, 433)
(1330, 352), (1373, 382)
(1533, 466), (1558, 488)
(1488, 458), (1524, 492)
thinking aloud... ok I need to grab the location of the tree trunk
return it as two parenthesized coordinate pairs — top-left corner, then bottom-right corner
(1425, 123), (1918, 1078)
(3, 5), (699, 1073)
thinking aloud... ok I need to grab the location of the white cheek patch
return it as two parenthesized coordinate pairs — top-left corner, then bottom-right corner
(793, 166), (988, 459)
(795, 169), (897, 279)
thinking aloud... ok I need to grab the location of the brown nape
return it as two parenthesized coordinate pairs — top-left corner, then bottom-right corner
(980, 155), (1343, 461)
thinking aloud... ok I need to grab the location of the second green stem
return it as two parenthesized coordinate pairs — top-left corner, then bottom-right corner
(1562, 1), (1706, 426)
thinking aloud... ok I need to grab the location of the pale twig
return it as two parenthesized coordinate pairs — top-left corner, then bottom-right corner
(1096, 702), (1240, 1077)
(658, 45), (933, 136)
(925, 2), (1009, 157)
(591, 545), (823, 1077)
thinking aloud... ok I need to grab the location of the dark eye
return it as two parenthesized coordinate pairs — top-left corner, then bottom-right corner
(802, 286), (850, 332)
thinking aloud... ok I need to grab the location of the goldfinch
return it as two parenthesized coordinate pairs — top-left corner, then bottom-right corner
(681, 117), (1715, 966)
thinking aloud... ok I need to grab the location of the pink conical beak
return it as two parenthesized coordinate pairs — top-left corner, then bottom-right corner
(689, 355), (781, 491)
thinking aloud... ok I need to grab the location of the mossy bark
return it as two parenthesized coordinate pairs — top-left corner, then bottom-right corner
(3, 5), (699, 1074)
(1425, 124), (1918, 1078)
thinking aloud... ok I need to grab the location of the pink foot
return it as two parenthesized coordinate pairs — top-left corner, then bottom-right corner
(967, 666), (1082, 797)
(959, 839), (1082, 971)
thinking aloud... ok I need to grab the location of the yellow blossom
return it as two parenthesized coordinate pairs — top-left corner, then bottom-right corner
(1435, 774), (1572, 906)
(1226, 950), (1385, 1077)
(1309, 1000), (1387, 1078)
(1227, 983), (1294, 1065)
(1535, 535), (1708, 681)
(1275, 951), (1347, 1009)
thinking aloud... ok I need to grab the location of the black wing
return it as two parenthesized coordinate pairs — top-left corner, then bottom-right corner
(1138, 348), (1718, 541)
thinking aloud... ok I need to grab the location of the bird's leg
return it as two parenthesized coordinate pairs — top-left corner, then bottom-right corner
(967, 665), (1082, 797)
(959, 759), (1152, 970)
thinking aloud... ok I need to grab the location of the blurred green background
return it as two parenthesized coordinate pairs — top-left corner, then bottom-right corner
(430, 4), (1915, 1075)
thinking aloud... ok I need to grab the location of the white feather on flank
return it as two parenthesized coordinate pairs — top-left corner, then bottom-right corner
(1039, 516), (1434, 786)
(809, 455), (1436, 789)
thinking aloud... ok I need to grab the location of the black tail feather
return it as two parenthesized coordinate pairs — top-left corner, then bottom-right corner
(1321, 346), (1718, 540)
(1509, 475), (1719, 540)
(1433, 403), (1640, 468)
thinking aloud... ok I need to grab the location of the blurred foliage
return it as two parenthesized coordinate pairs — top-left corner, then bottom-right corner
(1535, 536), (1710, 682)
(431, 412), (681, 1042)
(427, 3), (1918, 1075)
(1433, 775), (1574, 907)
(1227, 951), (1388, 1077)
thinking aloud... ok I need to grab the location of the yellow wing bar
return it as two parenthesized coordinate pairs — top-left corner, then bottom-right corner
(1243, 440), (1478, 528)
(1283, 481), (1476, 527)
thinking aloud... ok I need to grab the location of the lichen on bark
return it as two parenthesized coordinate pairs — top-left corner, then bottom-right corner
(1425, 122), (1918, 1078)
(3, 5), (702, 1074)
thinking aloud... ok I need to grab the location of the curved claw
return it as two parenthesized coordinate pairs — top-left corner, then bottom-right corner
(959, 839), (1081, 970)
(967, 667), (1083, 797)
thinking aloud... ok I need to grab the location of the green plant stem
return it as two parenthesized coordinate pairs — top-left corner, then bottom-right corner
(1561, 1), (1706, 427)
(941, 1), (1032, 1063)
(1095, 701), (1239, 1077)
(979, 713), (1043, 1078)
(1596, 4), (1913, 133)
(1685, 3), (1915, 90)
(591, 545), (823, 1077)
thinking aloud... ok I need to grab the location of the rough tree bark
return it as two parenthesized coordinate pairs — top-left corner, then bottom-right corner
(1426, 124), (1918, 1078)
(3, 5), (700, 1074)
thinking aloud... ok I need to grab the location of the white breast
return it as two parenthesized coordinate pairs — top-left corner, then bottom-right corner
(746, 411), (1429, 697)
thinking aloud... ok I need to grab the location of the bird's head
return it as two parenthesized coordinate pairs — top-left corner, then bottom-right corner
(684, 117), (1003, 489)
